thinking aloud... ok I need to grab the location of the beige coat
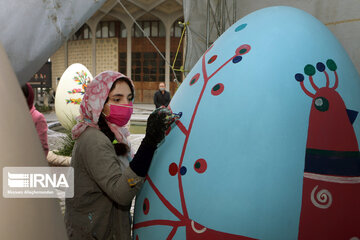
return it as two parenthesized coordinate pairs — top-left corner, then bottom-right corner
(65, 127), (144, 240)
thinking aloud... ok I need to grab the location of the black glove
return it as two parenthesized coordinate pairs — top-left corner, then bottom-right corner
(129, 142), (157, 177)
(142, 107), (174, 147)
(129, 107), (174, 177)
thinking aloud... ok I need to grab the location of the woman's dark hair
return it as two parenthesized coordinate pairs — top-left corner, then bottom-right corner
(110, 77), (134, 100)
(21, 84), (29, 98)
(98, 114), (129, 156)
(98, 77), (134, 156)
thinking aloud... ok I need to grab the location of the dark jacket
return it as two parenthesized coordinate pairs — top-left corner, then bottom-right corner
(154, 90), (170, 108)
(65, 127), (144, 240)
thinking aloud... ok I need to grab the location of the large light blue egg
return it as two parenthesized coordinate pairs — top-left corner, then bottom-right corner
(133, 6), (360, 240)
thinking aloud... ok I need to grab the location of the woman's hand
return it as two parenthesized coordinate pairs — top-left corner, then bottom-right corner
(130, 107), (180, 177)
(142, 107), (174, 147)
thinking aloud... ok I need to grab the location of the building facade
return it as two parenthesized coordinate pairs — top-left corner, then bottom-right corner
(51, 0), (184, 103)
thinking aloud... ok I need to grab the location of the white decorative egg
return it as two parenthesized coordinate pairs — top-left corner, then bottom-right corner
(55, 63), (93, 129)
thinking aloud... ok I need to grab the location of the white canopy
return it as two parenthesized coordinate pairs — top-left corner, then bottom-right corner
(0, 0), (106, 84)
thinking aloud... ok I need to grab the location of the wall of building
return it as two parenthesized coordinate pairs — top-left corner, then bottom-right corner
(68, 39), (92, 75)
(51, 22), (184, 103)
(51, 45), (66, 90)
(132, 37), (165, 103)
(96, 38), (119, 75)
(52, 38), (119, 90)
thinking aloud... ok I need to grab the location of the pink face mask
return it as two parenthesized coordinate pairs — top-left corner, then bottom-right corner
(105, 103), (133, 127)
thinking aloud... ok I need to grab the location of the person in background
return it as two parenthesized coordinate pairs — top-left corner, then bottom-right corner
(65, 71), (174, 240)
(154, 81), (171, 108)
(21, 83), (49, 157)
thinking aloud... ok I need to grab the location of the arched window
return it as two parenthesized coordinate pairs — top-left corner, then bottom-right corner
(171, 19), (184, 37)
(70, 24), (92, 40)
(96, 21), (126, 38)
(132, 20), (165, 38)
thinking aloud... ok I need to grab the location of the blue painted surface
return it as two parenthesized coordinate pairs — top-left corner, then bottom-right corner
(134, 6), (360, 240)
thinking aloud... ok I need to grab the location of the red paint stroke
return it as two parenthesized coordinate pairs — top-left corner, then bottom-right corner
(300, 81), (315, 98)
(146, 176), (185, 221)
(331, 71), (339, 89)
(134, 220), (184, 229)
(175, 120), (188, 135)
(323, 70), (330, 87)
(309, 76), (319, 91)
(137, 44), (253, 239)
(167, 226), (179, 240)
(208, 55), (236, 80)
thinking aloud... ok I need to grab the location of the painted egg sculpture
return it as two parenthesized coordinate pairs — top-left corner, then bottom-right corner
(133, 6), (360, 240)
(55, 63), (92, 129)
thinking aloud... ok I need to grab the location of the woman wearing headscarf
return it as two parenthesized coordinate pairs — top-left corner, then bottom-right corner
(65, 71), (173, 240)
(21, 83), (49, 156)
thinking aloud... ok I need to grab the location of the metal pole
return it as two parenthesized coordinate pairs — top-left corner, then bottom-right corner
(233, 0), (236, 24)
(221, 0), (225, 34)
(206, 0), (210, 49)
(182, 28), (187, 78)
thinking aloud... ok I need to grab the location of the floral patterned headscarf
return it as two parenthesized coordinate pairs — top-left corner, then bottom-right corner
(72, 71), (134, 151)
